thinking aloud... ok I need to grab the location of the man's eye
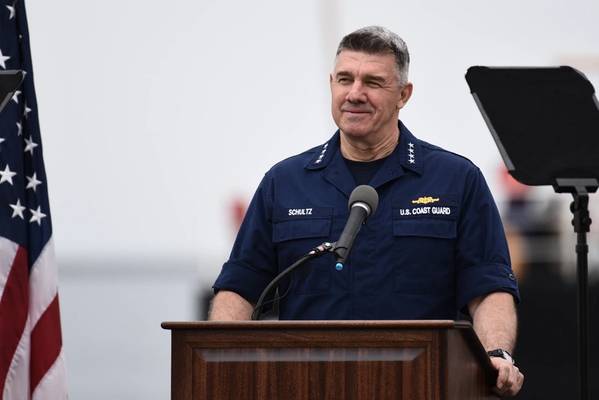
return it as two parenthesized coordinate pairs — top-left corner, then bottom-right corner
(366, 81), (383, 88)
(337, 77), (351, 83)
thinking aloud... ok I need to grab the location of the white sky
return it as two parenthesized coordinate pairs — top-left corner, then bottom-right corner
(25, 0), (599, 273)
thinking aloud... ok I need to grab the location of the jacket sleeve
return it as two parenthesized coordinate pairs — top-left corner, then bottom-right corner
(455, 166), (520, 312)
(212, 172), (278, 303)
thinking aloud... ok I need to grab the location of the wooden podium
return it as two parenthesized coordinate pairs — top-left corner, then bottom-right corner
(161, 320), (499, 400)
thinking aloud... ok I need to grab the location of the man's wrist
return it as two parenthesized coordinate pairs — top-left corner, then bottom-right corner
(487, 348), (515, 365)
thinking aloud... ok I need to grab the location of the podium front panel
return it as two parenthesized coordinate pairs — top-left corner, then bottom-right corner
(194, 346), (430, 400)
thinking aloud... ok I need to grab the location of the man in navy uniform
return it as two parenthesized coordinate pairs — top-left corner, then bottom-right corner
(210, 26), (524, 396)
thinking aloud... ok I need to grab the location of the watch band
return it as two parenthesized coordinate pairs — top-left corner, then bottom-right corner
(487, 349), (515, 365)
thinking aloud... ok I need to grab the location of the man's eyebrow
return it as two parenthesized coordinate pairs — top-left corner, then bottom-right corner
(334, 70), (353, 78)
(362, 74), (387, 83)
(334, 70), (389, 82)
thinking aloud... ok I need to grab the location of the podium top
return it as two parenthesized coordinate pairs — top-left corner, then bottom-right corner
(161, 320), (464, 330)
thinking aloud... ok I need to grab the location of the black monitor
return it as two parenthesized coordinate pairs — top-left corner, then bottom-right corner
(465, 66), (599, 187)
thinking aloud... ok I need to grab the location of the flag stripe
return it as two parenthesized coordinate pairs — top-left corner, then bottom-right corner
(2, 239), (63, 399)
(0, 238), (19, 294)
(28, 239), (58, 326)
(2, 317), (30, 400)
(0, 247), (29, 395)
(30, 294), (62, 391)
(31, 349), (67, 400)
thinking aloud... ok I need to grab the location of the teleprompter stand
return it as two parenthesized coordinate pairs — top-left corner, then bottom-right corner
(466, 66), (599, 400)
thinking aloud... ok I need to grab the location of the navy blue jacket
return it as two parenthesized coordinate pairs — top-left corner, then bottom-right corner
(213, 121), (519, 320)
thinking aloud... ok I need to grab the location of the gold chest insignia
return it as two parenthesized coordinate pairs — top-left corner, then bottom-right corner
(411, 196), (440, 205)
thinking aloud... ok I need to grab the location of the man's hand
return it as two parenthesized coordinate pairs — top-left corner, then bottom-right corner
(490, 356), (524, 396)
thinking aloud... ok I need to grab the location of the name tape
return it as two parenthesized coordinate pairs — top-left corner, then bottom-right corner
(399, 206), (451, 216)
(288, 208), (313, 216)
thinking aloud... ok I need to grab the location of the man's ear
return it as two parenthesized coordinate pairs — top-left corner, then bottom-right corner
(397, 82), (413, 109)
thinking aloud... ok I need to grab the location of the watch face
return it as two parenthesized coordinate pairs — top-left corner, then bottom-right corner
(502, 351), (514, 364)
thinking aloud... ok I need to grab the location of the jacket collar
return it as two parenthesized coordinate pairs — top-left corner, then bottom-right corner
(395, 120), (423, 175)
(304, 121), (423, 196)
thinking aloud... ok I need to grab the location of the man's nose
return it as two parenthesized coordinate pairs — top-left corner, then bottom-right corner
(346, 81), (367, 103)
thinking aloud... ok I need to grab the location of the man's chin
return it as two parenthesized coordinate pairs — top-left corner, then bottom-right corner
(339, 126), (372, 139)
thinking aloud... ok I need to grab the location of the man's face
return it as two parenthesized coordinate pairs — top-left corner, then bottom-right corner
(330, 50), (412, 140)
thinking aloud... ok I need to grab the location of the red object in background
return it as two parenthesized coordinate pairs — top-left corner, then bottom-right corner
(230, 197), (248, 234)
(499, 165), (530, 199)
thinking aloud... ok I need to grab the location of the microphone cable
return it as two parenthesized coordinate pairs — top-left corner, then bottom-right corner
(251, 242), (334, 320)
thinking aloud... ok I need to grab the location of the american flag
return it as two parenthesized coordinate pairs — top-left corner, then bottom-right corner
(0, 0), (67, 398)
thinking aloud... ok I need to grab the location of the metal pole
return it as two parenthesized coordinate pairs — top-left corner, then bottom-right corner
(571, 194), (591, 400)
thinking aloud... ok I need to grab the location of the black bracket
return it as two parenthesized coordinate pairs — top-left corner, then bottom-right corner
(553, 178), (597, 400)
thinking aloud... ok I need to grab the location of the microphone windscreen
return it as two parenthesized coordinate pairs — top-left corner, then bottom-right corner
(348, 185), (379, 216)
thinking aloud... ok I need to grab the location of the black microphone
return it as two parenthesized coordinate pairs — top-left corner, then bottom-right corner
(334, 185), (379, 267)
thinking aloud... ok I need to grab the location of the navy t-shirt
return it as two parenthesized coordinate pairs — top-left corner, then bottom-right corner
(344, 157), (387, 186)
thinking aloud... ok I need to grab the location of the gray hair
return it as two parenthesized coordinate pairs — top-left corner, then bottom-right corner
(336, 26), (410, 85)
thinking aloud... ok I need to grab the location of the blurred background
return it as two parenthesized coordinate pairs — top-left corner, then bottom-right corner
(22, 0), (599, 398)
